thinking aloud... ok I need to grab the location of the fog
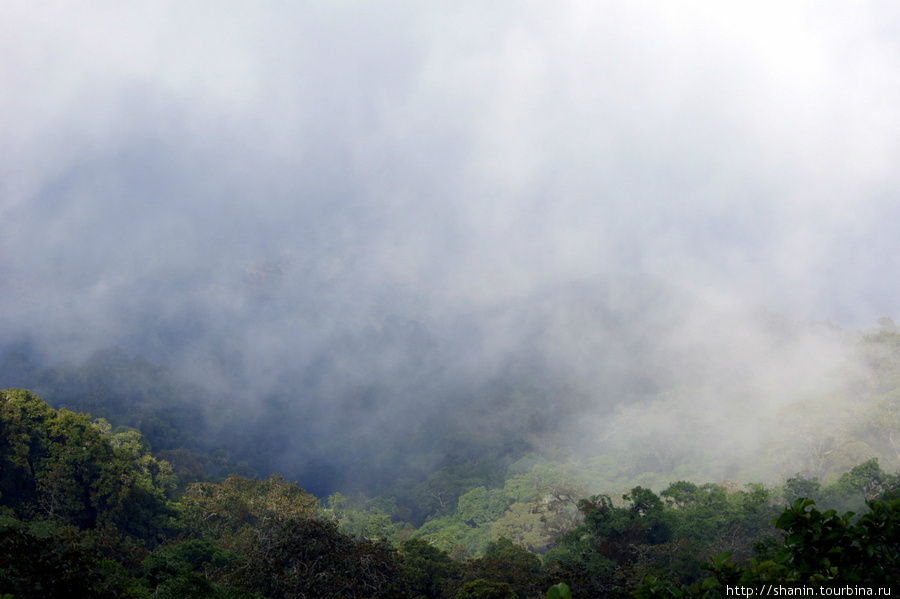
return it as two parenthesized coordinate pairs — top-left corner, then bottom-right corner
(2, 2), (899, 493)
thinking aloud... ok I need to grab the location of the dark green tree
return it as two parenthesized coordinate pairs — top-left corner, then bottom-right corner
(635, 495), (900, 596)
(467, 537), (543, 599)
(179, 474), (318, 548)
(454, 579), (517, 599)
(0, 518), (144, 598)
(0, 389), (174, 542)
(399, 537), (461, 599)
(238, 517), (405, 598)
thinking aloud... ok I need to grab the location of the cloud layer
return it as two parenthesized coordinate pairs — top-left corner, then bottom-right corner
(2, 2), (899, 488)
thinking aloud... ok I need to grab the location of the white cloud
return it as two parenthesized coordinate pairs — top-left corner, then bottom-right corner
(2, 0), (900, 347)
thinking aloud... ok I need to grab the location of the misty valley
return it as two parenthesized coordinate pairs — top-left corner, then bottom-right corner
(6, 2), (900, 596)
(1, 295), (899, 597)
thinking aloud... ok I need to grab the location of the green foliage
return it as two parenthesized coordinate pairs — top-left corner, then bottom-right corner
(25, 349), (204, 448)
(323, 492), (412, 544)
(489, 464), (585, 554)
(502, 463), (584, 505)
(782, 474), (823, 505)
(770, 496), (900, 583)
(142, 539), (246, 599)
(238, 517), (405, 598)
(412, 485), (513, 557)
(473, 537), (543, 598)
(636, 494), (900, 596)
(661, 482), (732, 542)
(780, 459), (899, 515)
(399, 537), (461, 599)
(7, 315), (900, 599)
(568, 487), (671, 560)
(0, 388), (57, 512)
(490, 502), (546, 553)
(458, 486), (508, 526)
(0, 389), (175, 543)
(0, 517), (143, 598)
(832, 458), (887, 499)
(858, 326), (900, 385)
(0, 349), (243, 486)
(413, 466), (487, 518)
(546, 582), (572, 599)
(415, 513), (485, 558)
(454, 579), (517, 599)
(549, 481), (783, 594)
(178, 473), (318, 553)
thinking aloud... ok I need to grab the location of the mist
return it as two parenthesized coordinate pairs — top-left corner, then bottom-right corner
(2, 2), (900, 495)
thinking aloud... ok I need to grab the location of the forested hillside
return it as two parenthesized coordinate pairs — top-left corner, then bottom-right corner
(1, 388), (898, 598)
(6, 2), (900, 596)
(4, 283), (894, 502)
(2, 316), (900, 597)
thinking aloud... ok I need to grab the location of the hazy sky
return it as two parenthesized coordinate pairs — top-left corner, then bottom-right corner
(5, 2), (900, 494)
(2, 0), (900, 361)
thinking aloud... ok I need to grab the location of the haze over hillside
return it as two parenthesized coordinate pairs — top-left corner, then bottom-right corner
(2, 2), (900, 495)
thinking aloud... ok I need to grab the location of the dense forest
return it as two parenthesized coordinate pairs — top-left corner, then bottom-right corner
(1, 315), (900, 597)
